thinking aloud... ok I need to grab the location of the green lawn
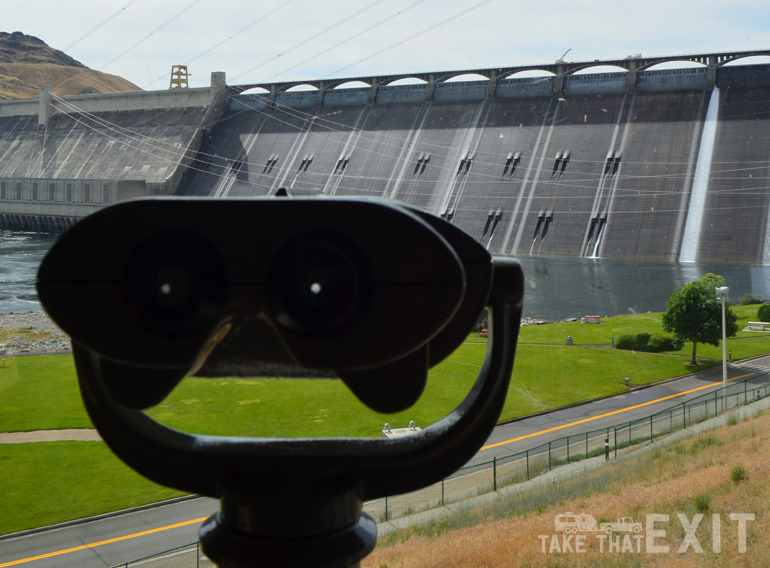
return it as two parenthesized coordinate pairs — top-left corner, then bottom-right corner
(0, 354), (91, 431)
(518, 312), (669, 346)
(502, 345), (719, 417)
(1, 307), (769, 534)
(0, 442), (183, 535)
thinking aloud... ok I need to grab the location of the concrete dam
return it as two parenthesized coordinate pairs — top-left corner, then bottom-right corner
(2, 51), (770, 264)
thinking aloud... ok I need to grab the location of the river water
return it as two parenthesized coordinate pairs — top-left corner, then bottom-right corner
(3, 228), (770, 319)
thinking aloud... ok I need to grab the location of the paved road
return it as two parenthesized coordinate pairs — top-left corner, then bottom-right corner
(2, 357), (769, 568)
(467, 355), (770, 467)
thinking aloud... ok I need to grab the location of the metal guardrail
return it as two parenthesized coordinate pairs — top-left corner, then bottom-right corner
(112, 371), (770, 567)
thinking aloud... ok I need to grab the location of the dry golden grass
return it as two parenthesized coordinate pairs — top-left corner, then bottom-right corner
(365, 412), (770, 568)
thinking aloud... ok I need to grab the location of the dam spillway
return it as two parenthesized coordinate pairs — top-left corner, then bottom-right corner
(2, 53), (770, 264)
(180, 61), (770, 264)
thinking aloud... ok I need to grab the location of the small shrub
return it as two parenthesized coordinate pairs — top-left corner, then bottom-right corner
(726, 414), (739, 426)
(731, 464), (747, 483)
(616, 334), (636, 350)
(634, 333), (652, 352)
(740, 293), (763, 305)
(617, 333), (681, 353)
(758, 304), (770, 323)
(695, 492), (712, 513)
(648, 335), (682, 352)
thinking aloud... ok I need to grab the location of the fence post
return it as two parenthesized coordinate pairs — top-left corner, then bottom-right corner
(614, 427), (618, 459)
(567, 437), (570, 464)
(493, 457), (497, 491)
(650, 415), (654, 443)
(441, 478), (445, 506)
(585, 432), (589, 458)
(683, 402), (686, 429)
(385, 496), (388, 521)
(548, 441), (552, 471)
(526, 450), (530, 480)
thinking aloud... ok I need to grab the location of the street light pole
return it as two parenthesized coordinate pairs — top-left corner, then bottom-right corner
(715, 286), (729, 404)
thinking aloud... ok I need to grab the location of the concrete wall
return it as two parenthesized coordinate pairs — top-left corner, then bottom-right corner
(0, 179), (146, 230)
(182, 64), (770, 265)
(0, 73), (225, 228)
(2, 62), (770, 265)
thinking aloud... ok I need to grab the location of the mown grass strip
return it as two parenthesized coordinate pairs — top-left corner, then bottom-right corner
(0, 442), (183, 535)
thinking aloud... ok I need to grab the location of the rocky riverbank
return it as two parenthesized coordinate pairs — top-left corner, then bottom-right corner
(0, 311), (70, 355)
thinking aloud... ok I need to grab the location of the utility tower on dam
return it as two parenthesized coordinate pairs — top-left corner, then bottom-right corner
(2, 51), (770, 264)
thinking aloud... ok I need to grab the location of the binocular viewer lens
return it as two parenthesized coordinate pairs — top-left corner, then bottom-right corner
(268, 232), (373, 336)
(124, 231), (228, 336)
(122, 229), (374, 338)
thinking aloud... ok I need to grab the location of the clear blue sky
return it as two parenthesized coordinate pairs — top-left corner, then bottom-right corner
(1, 0), (769, 90)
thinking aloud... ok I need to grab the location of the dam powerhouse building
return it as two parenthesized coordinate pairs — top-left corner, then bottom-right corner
(1, 50), (770, 264)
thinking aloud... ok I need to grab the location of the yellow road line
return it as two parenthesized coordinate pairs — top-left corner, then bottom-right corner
(481, 372), (754, 450)
(0, 517), (208, 567)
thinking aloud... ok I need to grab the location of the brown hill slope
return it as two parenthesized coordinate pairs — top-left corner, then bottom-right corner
(0, 31), (140, 99)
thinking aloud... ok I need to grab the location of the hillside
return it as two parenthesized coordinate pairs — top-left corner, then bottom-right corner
(0, 31), (140, 99)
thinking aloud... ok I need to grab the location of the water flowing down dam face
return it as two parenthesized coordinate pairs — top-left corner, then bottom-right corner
(679, 88), (720, 263)
(178, 64), (770, 264)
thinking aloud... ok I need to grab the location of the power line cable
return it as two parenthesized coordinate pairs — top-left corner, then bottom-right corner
(230, 0), (387, 82)
(143, 0), (297, 89)
(265, 0), (428, 83)
(62, 0), (141, 51)
(99, 0), (204, 71)
(324, 0), (496, 78)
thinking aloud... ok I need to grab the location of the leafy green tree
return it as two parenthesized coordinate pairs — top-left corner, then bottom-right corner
(662, 279), (738, 364)
(699, 273), (726, 289)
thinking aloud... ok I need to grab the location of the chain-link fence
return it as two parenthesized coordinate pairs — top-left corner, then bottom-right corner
(113, 372), (770, 567)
